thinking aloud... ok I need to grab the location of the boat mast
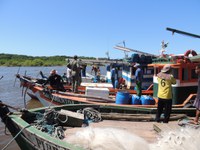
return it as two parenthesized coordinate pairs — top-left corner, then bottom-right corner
(114, 43), (157, 57)
(166, 27), (200, 39)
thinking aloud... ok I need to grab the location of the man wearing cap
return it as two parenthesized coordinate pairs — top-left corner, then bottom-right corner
(70, 55), (81, 93)
(156, 64), (176, 123)
(43, 69), (65, 91)
(134, 63), (143, 97)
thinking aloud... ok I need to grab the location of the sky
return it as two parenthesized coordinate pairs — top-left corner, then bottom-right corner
(0, 0), (200, 59)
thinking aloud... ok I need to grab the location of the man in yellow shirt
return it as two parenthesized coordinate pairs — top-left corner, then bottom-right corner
(155, 64), (176, 123)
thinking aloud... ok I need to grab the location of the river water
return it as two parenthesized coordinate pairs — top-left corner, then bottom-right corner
(0, 66), (101, 150)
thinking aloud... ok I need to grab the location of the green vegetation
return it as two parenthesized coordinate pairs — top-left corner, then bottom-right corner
(0, 53), (101, 66)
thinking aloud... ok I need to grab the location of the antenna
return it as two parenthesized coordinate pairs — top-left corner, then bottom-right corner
(105, 51), (110, 60)
(115, 40), (129, 58)
(160, 40), (169, 57)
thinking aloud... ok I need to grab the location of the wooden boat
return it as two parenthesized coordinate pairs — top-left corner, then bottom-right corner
(16, 73), (153, 97)
(15, 72), (196, 116)
(150, 49), (199, 107)
(15, 42), (199, 113)
(68, 56), (155, 90)
(0, 101), (189, 150)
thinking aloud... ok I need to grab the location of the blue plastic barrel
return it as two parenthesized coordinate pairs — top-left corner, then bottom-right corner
(131, 94), (141, 105)
(115, 91), (130, 104)
(93, 76), (98, 83)
(131, 53), (140, 63)
(141, 95), (155, 105)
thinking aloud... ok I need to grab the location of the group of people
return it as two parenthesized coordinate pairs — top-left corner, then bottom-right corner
(41, 56), (200, 124)
(112, 62), (199, 124)
(42, 55), (104, 93)
(43, 55), (85, 93)
(110, 63), (142, 95)
(132, 63), (177, 123)
(91, 65), (101, 82)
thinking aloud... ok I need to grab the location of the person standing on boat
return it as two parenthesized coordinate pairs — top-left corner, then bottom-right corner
(156, 64), (176, 123)
(91, 65), (98, 76)
(81, 61), (87, 77)
(111, 66), (116, 88)
(66, 59), (72, 85)
(114, 67), (119, 89)
(192, 64), (200, 125)
(96, 67), (101, 82)
(78, 59), (83, 86)
(134, 63), (143, 97)
(70, 55), (80, 93)
(66, 67), (72, 85)
(43, 69), (65, 91)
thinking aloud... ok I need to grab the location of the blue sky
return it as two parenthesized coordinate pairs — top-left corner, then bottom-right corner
(0, 0), (199, 59)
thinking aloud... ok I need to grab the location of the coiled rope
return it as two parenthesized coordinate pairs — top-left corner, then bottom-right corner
(34, 108), (67, 139)
(77, 107), (102, 123)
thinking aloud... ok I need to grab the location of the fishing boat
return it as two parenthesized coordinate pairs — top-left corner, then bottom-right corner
(15, 69), (195, 116)
(0, 101), (188, 150)
(15, 39), (198, 114)
(74, 50), (155, 90)
(16, 73), (153, 98)
(151, 49), (199, 107)
(15, 45), (198, 114)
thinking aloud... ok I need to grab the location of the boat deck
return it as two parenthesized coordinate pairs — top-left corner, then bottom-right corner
(64, 120), (159, 143)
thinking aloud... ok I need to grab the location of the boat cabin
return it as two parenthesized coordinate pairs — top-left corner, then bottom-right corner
(106, 53), (155, 90)
(150, 52), (199, 105)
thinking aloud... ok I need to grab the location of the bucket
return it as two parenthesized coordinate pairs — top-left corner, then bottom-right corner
(115, 91), (130, 104)
(131, 94), (141, 105)
(141, 95), (155, 105)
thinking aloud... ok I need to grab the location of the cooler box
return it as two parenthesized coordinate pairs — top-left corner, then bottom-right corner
(85, 87), (109, 98)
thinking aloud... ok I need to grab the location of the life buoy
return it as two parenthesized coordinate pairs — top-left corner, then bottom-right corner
(184, 50), (197, 57)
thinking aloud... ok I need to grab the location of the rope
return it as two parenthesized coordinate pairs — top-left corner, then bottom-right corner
(33, 108), (66, 139)
(48, 94), (56, 108)
(23, 87), (28, 109)
(54, 112), (68, 124)
(2, 124), (31, 150)
(77, 107), (102, 122)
